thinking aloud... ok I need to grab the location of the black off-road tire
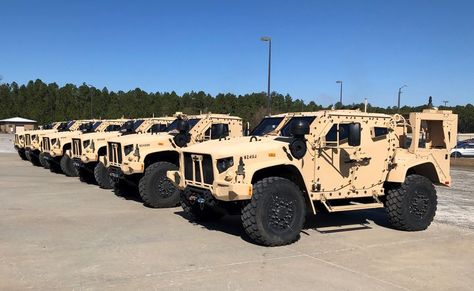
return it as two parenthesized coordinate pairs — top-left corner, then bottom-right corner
(28, 152), (42, 167)
(78, 167), (96, 184)
(114, 179), (140, 198)
(180, 192), (224, 222)
(39, 152), (50, 169)
(60, 155), (79, 177)
(241, 177), (306, 246)
(94, 162), (113, 189)
(139, 162), (180, 208)
(18, 150), (28, 160)
(49, 159), (63, 174)
(385, 174), (437, 231)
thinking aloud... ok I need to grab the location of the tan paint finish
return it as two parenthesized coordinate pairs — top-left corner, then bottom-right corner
(177, 109), (457, 214)
(105, 113), (243, 175)
(71, 117), (174, 164)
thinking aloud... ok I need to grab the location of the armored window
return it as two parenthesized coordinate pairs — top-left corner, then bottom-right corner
(371, 127), (389, 141)
(165, 118), (201, 132)
(280, 116), (315, 137)
(105, 124), (121, 132)
(203, 123), (229, 140)
(211, 123), (229, 139)
(250, 117), (284, 136)
(147, 123), (167, 133)
(324, 123), (352, 146)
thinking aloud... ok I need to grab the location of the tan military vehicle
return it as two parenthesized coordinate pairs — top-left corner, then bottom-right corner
(173, 109), (457, 246)
(42, 119), (126, 176)
(23, 122), (65, 168)
(106, 113), (242, 208)
(14, 122), (59, 161)
(71, 117), (174, 188)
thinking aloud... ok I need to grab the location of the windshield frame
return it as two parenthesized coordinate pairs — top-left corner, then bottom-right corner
(250, 117), (284, 136)
(279, 116), (316, 137)
(165, 118), (201, 132)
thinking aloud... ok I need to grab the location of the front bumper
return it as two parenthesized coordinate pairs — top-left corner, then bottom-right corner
(109, 166), (125, 182)
(76, 152), (98, 164)
(46, 148), (63, 157)
(176, 174), (253, 202)
(109, 161), (145, 175)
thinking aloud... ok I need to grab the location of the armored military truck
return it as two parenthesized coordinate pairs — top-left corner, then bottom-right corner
(14, 132), (27, 160)
(23, 122), (65, 168)
(42, 120), (126, 176)
(174, 109), (457, 246)
(107, 113), (242, 208)
(71, 117), (174, 188)
(14, 122), (59, 161)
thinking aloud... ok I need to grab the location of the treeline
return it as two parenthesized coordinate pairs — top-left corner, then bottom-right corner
(0, 79), (473, 132)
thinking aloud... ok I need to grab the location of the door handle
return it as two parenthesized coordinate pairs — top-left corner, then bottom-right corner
(344, 157), (371, 164)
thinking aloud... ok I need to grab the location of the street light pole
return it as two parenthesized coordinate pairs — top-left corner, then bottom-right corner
(397, 85), (407, 111)
(87, 83), (94, 119)
(261, 36), (272, 115)
(336, 80), (343, 107)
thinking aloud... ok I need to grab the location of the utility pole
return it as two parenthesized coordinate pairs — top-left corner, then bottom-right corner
(336, 80), (343, 107)
(397, 85), (407, 111)
(442, 100), (449, 107)
(261, 36), (272, 115)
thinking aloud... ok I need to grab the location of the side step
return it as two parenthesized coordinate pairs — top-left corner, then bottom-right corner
(321, 200), (384, 213)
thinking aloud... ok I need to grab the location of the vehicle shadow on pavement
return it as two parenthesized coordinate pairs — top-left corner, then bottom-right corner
(174, 208), (394, 244)
(303, 209), (392, 235)
(174, 211), (255, 243)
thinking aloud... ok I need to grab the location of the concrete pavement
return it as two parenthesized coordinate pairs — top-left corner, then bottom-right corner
(0, 153), (473, 290)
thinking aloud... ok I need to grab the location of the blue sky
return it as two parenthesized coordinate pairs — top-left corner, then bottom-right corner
(1, 0), (473, 107)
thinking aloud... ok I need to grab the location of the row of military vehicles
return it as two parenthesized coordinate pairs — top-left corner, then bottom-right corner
(13, 109), (457, 246)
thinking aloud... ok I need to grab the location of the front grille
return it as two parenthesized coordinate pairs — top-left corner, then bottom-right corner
(25, 134), (31, 146)
(43, 137), (50, 151)
(108, 142), (122, 164)
(72, 138), (82, 156)
(183, 153), (214, 185)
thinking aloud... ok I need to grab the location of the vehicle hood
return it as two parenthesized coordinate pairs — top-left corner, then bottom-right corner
(77, 131), (121, 142)
(24, 129), (57, 136)
(108, 132), (173, 147)
(183, 136), (291, 159)
(45, 130), (82, 139)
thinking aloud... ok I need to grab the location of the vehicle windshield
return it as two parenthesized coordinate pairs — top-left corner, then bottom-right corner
(65, 121), (76, 130)
(279, 116), (316, 137)
(250, 117), (284, 136)
(91, 122), (102, 130)
(132, 119), (145, 131)
(165, 118), (201, 132)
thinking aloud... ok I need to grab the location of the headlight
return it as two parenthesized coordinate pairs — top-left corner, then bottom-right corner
(83, 140), (91, 148)
(124, 144), (134, 156)
(217, 157), (234, 173)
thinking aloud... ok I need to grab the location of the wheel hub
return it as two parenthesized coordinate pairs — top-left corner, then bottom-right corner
(409, 191), (429, 219)
(268, 194), (295, 231)
(157, 177), (175, 198)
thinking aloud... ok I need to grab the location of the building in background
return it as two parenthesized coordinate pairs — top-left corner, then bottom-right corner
(0, 117), (37, 133)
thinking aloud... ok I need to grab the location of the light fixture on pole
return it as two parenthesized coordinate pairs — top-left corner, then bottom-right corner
(397, 85), (407, 111)
(336, 80), (343, 106)
(261, 36), (272, 115)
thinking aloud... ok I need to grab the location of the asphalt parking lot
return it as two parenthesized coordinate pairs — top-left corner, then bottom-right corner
(0, 149), (473, 290)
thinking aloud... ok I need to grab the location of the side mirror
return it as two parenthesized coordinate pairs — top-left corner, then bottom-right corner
(290, 120), (310, 137)
(348, 123), (361, 146)
(176, 119), (190, 132)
